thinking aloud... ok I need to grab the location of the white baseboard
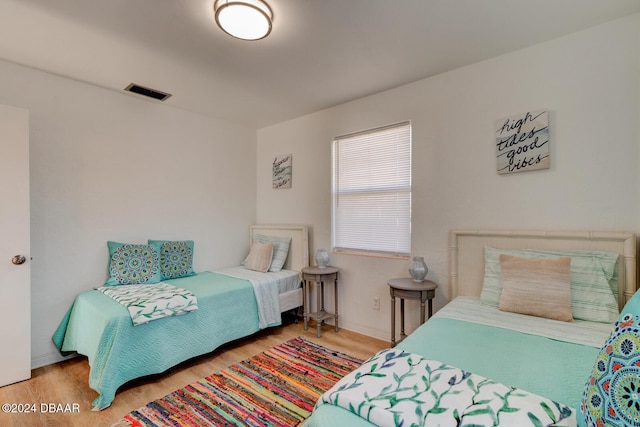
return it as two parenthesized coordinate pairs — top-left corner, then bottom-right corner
(31, 352), (77, 370)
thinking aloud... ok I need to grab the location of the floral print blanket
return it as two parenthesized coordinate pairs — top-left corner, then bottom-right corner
(96, 283), (198, 326)
(317, 348), (576, 427)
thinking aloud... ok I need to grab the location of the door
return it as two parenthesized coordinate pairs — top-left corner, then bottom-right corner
(0, 104), (30, 387)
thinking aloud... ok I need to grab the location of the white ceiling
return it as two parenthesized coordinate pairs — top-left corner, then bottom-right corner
(0, 0), (639, 129)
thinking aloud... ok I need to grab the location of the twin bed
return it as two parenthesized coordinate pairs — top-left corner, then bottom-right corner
(308, 229), (638, 427)
(52, 225), (309, 410)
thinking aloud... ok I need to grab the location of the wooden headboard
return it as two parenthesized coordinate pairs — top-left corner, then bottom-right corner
(449, 229), (637, 310)
(249, 224), (309, 272)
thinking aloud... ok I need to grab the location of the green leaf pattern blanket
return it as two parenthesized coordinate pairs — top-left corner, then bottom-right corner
(317, 348), (576, 426)
(96, 283), (198, 326)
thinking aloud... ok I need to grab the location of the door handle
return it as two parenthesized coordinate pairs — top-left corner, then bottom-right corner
(11, 255), (26, 265)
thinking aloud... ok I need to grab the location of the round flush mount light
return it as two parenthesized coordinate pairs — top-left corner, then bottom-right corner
(214, 0), (273, 41)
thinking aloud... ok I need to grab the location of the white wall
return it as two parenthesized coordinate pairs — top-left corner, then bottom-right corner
(0, 59), (257, 367)
(257, 15), (640, 341)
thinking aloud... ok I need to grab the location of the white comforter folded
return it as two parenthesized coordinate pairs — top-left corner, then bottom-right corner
(96, 283), (198, 326)
(317, 348), (576, 427)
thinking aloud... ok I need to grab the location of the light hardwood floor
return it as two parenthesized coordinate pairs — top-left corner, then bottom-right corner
(0, 318), (387, 427)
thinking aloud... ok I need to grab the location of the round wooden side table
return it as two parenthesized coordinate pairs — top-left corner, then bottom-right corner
(387, 278), (438, 346)
(302, 266), (339, 337)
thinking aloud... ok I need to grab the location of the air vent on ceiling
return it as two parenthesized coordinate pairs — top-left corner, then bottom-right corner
(124, 83), (172, 101)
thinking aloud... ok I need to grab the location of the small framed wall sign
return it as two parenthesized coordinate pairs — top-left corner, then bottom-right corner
(272, 154), (292, 189)
(495, 109), (549, 175)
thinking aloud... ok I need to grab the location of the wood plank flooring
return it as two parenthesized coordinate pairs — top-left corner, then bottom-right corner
(0, 318), (387, 427)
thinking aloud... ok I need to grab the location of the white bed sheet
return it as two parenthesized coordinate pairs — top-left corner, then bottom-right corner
(215, 266), (301, 293)
(215, 266), (301, 328)
(435, 296), (613, 347)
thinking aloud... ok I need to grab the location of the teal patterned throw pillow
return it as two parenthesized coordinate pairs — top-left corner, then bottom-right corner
(105, 241), (162, 286)
(581, 290), (640, 427)
(148, 240), (196, 280)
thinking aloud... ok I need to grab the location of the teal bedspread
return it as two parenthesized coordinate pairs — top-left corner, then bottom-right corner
(307, 317), (600, 427)
(52, 272), (266, 410)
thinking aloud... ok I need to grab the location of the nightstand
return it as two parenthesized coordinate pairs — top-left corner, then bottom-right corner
(388, 278), (438, 346)
(302, 266), (339, 337)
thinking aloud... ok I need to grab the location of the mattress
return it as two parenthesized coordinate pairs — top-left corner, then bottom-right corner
(306, 297), (609, 427)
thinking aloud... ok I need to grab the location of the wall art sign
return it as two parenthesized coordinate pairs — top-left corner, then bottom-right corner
(272, 154), (292, 189)
(495, 109), (549, 175)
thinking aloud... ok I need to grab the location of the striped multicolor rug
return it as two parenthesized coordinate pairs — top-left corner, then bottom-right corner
(119, 337), (364, 426)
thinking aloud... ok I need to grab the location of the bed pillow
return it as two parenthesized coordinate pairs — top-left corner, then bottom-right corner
(581, 290), (640, 427)
(148, 240), (196, 280)
(244, 241), (274, 272)
(105, 241), (162, 286)
(243, 234), (291, 272)
(498, 254), (573, 322)
(481, 246), (620, 323)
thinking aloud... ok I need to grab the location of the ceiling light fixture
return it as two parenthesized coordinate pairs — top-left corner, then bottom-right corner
(214, 0), (273, 41)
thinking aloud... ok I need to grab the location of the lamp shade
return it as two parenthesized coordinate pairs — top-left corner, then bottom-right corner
(214, 0), (273, 41)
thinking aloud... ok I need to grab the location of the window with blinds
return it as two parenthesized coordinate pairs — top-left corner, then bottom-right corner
(332, 121), (411, 258)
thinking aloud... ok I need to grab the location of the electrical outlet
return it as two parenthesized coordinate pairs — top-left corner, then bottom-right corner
(372, 296), (380, 310)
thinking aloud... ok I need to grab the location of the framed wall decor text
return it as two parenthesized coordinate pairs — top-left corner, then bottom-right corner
(495, 109), (549, 175)
(273, 154), (292, 189)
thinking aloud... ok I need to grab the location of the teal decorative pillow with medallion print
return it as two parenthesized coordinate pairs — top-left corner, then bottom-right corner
(581, 290), (640, 427)
(148, 240), (196, 280)
(105, 241), (162, 286)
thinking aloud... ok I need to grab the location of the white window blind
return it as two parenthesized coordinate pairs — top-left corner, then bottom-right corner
(332, 121), (411, 257)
